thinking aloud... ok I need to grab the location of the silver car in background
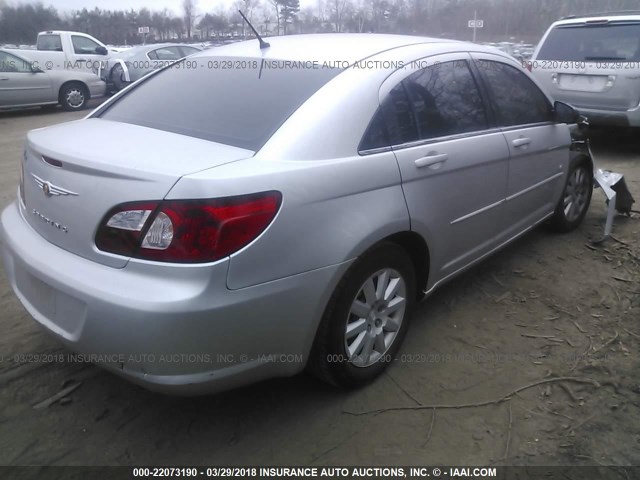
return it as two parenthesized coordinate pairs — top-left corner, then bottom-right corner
(530, 12), (640, 127)
(99, 43), (202, 91)
(0, 34), (592, 395)
(0, 49), (106, 110)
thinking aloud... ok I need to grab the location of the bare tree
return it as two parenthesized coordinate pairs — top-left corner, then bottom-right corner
(233, 0), (257, 37)
(182, 0), (196, 40)
(331, 0), (351, 32)
(5, 0), (640, 45)
(267, 0), (281, 35)
(280, 0), (300, 34)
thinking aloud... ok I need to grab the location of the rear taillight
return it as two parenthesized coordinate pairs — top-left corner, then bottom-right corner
(95, 191), (281, 263)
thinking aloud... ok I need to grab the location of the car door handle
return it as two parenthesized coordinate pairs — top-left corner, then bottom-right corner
(0, 77), (9, 81)
(414, 153), (449, 169)
(512, 137), (531, 148)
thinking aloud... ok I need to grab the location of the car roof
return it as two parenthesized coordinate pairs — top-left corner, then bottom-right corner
(126, 43), (191, 52)
(191, 33), (463, 63)
(553, 12), (640, 26)
(112, 43), (199, 59)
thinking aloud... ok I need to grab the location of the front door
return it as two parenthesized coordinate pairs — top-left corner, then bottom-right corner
(472, 54), (571, 235)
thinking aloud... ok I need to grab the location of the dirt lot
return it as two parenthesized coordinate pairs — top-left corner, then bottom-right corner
(0, 107), (638, 468)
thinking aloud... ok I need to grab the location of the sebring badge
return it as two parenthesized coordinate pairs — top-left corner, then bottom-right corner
(32, 209), (69, 233)
(31, 173), (79, 197)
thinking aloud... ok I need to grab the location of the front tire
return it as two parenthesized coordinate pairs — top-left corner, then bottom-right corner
(548, 158), (593, 232)
(309, 242), (416, 388)
(59, 83), (88, 111)
(111, 64), (129, 91)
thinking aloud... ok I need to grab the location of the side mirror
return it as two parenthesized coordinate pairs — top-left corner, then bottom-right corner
(31, 64), (44, 73)
(96, 46), (108, 56)
(554, 101), (580, 124)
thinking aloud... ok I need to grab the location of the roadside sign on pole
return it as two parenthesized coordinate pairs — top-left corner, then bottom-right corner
(138, 26), (150, 34)
(469, 11), (483, 43)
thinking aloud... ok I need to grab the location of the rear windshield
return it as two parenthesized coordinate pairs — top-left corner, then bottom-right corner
(99, 56), (342, 151)
(537, 22), (640, 61)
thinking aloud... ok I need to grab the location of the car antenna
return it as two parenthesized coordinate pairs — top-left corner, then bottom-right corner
(239, 10), (270, 49)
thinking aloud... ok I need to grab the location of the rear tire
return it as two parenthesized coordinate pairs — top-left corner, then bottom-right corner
(548, 158), (593, 232)
(309, 242), (415, 388)
(59, 83), (88, 111)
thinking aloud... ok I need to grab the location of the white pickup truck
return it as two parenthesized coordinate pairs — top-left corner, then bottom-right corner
(12, 31), (118, 73)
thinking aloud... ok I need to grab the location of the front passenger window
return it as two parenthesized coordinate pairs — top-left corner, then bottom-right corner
(72, 35), (101, 55)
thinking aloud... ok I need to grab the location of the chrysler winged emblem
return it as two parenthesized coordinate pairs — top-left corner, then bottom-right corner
(31, 174), (79, 197)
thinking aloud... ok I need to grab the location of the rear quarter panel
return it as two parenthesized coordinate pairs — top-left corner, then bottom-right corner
(168, 153), (409, 290)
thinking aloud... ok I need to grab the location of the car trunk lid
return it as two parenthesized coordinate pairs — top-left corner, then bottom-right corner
(21, 118), (254, 268)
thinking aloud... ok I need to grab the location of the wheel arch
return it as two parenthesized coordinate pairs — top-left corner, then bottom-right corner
(382, 231), (430, 300)
(58, 80), (89, 104)
(304, 229), (430, 366)
(569, 150), (593, 172)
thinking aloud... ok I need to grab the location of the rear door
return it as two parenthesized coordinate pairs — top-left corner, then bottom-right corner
(472, 54), (570, 235)
(375, 53), (510, 279)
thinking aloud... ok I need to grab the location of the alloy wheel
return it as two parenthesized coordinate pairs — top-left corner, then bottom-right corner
(563, 166), (590, 222)
(344, 268), (407, 368)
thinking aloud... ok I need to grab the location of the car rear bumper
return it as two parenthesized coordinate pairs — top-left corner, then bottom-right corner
(88, 80), (107, 99)
(0, 201), (349, 395)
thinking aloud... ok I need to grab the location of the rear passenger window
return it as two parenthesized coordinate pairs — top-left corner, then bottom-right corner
(360, 83), (418, 151)
(404, 60), (488, 140)
(37, 34), (62, 52)
(359, 108), (390, 151)
(382, 83), (419, 146)
(360, 60), (489, 152)
(153, 47), (182, 60)
(476, 60), (553, 126)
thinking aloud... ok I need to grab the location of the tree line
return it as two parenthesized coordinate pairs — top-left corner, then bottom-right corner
(1, 0), (639, 46)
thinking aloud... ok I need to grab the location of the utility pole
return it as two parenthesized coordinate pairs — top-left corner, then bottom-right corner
(472, 9), (477, 43)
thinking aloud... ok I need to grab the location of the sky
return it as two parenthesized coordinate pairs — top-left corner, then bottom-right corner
(36, 0), (316, 15)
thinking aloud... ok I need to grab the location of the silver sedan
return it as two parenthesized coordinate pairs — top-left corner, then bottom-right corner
(0, 34), (592, 395)
(0, 49), (106, 110)
(99, 43), (202, 91)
